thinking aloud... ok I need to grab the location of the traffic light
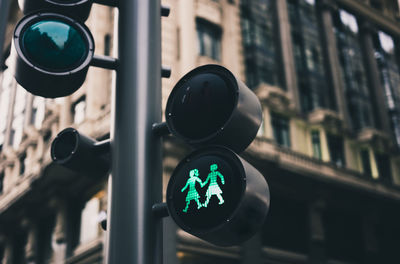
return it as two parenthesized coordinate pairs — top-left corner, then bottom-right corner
(165, 65), (270, 246)
(51, 127), (110, 175)
(11, 12), (94, 97)
(9, 0), (117, 98)
(165, 64), (262, 153)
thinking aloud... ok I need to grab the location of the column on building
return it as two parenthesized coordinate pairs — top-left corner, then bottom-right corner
(1, 61), (17, 149)
(359, 21), (391, 135)
(85, 5), (114, 123)
(317, 0), (350, 128)
(221, 0), (244, 79)
(178, 0), (197, 75)
(276, 0), (300, 110)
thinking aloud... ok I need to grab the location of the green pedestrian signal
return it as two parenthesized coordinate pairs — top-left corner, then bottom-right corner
(203, 163), (225, 208)
(181, 169), (203, 212)
(167, 146), (269, 246)
(180, 164), (226, 214)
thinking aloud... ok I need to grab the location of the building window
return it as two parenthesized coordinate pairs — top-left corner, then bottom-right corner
(73, 97), (86, 124)
(323, 207), (364, 263)
(271, 113), (290, 147)
(311, 130), (322, 159)
(333, 9), (373, 131)
(79, 190), (105, 244)
(36, 214), (55, 263)
(196, 19), (221, 61)
(0, 69), (12, 147)
(104, 34), (111, 56)
(240, 0), (281, 89)
(19, 153), (26, 176)
(0, 171), (4, 194)
(11, 86), (27, 149)
(360, 149), (372, 176)
(12, 232), (27, 264)
(373, 31), (400, 147)
(327, 134), (345, 167)
(30, 96), (45, 129)
(375, 153), (392, 183)
(370, 0), (383, 10)
(287, 0), (329, 112)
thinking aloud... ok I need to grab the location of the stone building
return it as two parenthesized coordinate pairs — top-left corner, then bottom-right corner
(1, 0), (400, 263)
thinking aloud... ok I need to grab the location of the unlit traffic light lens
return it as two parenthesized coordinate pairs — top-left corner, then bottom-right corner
(12, 12), (95, 97)
(22, 20), (87, 71)
(169, 73), (236, 140)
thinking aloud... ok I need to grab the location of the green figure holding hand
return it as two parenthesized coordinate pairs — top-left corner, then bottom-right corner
(202, 164), (225, 208)
(181, 169), (203, 213)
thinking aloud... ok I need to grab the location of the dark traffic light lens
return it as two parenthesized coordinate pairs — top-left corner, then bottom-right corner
(22, 20), (87, 71)
(169, 73), (236, 140)
(52, 129), (78, 160)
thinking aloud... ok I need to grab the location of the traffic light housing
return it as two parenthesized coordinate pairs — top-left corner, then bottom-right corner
(11, 12), (94, 98)
(51, 128), (110, 175)
(165, 64), (262, 153)
(165, 65), (270, 246)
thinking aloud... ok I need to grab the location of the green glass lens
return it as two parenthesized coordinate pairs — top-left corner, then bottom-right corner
(22, 19), (87, 71)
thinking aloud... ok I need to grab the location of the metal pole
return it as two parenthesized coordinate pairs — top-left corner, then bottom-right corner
(107, 0), (163, 263)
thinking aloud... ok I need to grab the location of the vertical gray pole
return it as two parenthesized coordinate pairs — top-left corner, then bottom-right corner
(107, 0), (163, 263)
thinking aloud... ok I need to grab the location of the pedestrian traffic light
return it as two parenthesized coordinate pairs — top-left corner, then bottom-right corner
(10, 12), (95, 98)
(165, 64), (262, 153)
(165, 65), (270, 246)
(167, 146), (269, 246)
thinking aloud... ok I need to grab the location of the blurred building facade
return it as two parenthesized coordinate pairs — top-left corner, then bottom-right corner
(1, 0), (400, 263)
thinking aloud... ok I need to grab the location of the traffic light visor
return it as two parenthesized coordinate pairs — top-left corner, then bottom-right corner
(18, 0), (93, 22)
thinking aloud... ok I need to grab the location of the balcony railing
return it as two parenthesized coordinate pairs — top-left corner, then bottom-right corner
(247, 136), (400, 200)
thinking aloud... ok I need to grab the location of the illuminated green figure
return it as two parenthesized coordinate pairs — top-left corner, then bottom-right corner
(202, 164), (225, 207)
(181, 169), (203, 213)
